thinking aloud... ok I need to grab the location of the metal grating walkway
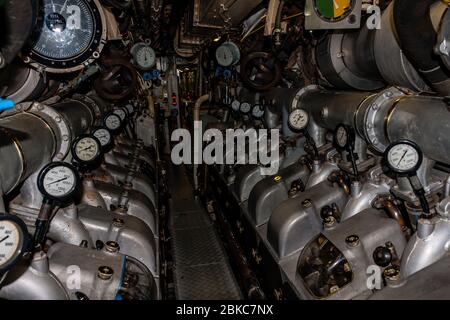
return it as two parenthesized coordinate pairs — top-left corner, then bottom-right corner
(168, 165), (242, 300)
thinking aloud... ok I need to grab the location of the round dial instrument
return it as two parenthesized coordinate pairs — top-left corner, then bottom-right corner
(240, 102), (251, 114)
(125, 104), (135, 115)
(92, 127), (112, 149)
(103, 113), (122, 133)
(0, 215), (29, 273)
(252, 104), (265, 119)
(215, 42), (240, 67)
(384, 140), (423, 175)
(26, 0), (105, 73)
(288, 109), (309, 131)
(113, 108), (127, 121)
(72, 135), (101, 164)
(131, 43), (156, 70)
(231, 100), (241, 112)
(314, 0), (355, 22)
(335, 125), (349, 149)
(37, 162), (80, 202)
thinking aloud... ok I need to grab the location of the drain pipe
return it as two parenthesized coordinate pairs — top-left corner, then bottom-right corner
(193, 94), (210, 192)
(394, 0), (450, 95)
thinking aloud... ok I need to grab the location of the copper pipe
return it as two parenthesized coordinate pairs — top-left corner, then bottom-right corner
(382, 198), (406, 228)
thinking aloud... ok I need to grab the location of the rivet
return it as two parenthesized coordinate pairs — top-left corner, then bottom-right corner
(97, 266), (114, 280)
(345, 235), (360, 247)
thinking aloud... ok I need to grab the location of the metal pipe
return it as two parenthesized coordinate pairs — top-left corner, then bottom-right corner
(193, 94), (210, 191)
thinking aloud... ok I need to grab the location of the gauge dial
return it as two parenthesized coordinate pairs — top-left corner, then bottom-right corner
(231, 100), (241, 112)
(215, 42), (240, 67)
(288, 109), (309, 131)
(314, 0), (354, 22)
(240, 102), (251, 114)
(113, 108), (127, 121)
(131, 43), (156, 70)
(27, 0), (105, 72)
(103, 113), (122, 133)
(38, 162), (79, 201)
(72, 135), (101, 163)
(252, 104), (265, 119)
(92, 127), (112, 148)
(125, 104), (134, 115)
(0, 215), (28, 273)
(335, 125), (348, 148)
(385, 140), (423, 174)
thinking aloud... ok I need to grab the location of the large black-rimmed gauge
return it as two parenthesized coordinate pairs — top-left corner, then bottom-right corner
(113, 108), (127, 122)
(240, 102), (251, 114)
(215, 42), (240, 67)
(334, 124), (355, 150)
(130, 42), (156, 70)
(384, 140), (423, 176)
(103, 112), (122, 134)
(0, 215), (29, 273)
(92, 126), (113, 150)
(252, 104), (265, 119)
(24, 0), (106, 73)
(37, 162), (80, 202)
(71, 134), (102, 165)
(231, 100), (241, 112)
(288, 109), (309, 131)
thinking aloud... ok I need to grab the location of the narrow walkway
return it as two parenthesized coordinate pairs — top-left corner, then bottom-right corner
(168, 165), (242, 299)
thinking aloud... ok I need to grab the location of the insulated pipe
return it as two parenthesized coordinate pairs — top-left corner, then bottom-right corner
(193, 94), (210, 191)
(394, 0), (450, 95)
(51, 99), (95, 138)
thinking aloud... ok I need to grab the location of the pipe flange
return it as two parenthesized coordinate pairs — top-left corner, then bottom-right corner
(28, 102), (72, 161)
(362, 87), (408, 153)
(73, 94), (101, 123)
(291, 85), (320, 111)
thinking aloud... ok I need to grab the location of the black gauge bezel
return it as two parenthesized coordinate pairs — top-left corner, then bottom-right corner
(113, 107), (127, 121)
(71, 134), (102, 165)
(24, 0), (105, 71)
(383, 139), (423, 176)
(288, 108), (309, 132)
(0, 214), (29, 273)
(102, 112), (123, 134)
(37, 162), (80, 202)
(334, 123), (355, 151)
(91, 126), (113, 151)
(251, 104), (265, 119)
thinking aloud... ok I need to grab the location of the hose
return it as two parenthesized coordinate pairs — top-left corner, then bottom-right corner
(393, 0), (450, 94)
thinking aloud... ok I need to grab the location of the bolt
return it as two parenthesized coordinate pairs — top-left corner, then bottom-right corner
(345, 235), (360, 247)
(36, 104), (44, 111)
(383, 266), (400, 281)
(55, 116), (62, 123)
(302, 199), (312, 208)
(62, 135), (69, 141)
(105, 241), (120, 253)
(97, 266), (114, 280)
(324, 216), (336, 228)
(112, 217), (125, 227)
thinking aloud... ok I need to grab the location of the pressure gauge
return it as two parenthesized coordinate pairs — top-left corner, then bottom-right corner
(113, 108), (127, 121)
(71, 134), (102, 165)
(215, 42), (241, 67)
(314, 0), (355, 22)
(125, 103), (135, 115)
(37, 162), (80, 202)
(25, 0), (106, 73)
(288, 109), (309, 131)
(240, 102), (251, 114)
(334, 124), (355, 150)
(92, 127), (113, 150)
(103, 113), (122, 134)
(0, 215), (29, 273)
(231, 100), (241, 112)
(384, 140), (423, 175)
(130, 43), (156, 70)
(252, 104), (265, 119)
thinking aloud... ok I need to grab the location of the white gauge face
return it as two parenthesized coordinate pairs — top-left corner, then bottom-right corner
(93, 128), (111, 147)
(289, 109), (309, 130)
(231, 100), (241, 112)
(252, 105), (264, 118)
(113, 109), (126, 121)
(336, 126), (348, 148)
(125, 104), (134, 114)
(43, 165), (76, 197)
(0, 221), (21, 267)
(387, 144), (420, 172)
(240, 102), (251, 114)
(105, 114), (121, 130)
(75, 137), (99, 162)
(216, 45), (234, 67)
(135, 46), (156, 70)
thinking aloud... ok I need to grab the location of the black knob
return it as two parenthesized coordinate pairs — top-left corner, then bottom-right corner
(373, 246), (392, 267)
(320, 206), (333, 220)
(95, 240), (104, 251)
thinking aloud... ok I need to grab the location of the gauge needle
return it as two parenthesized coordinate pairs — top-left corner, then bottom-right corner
(79, 145), (94, 152)
(0, 235), (9, 244)
(333, 0), (339, 9)
(397, 150), (408, 166)
(46, 177), (68, 186)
